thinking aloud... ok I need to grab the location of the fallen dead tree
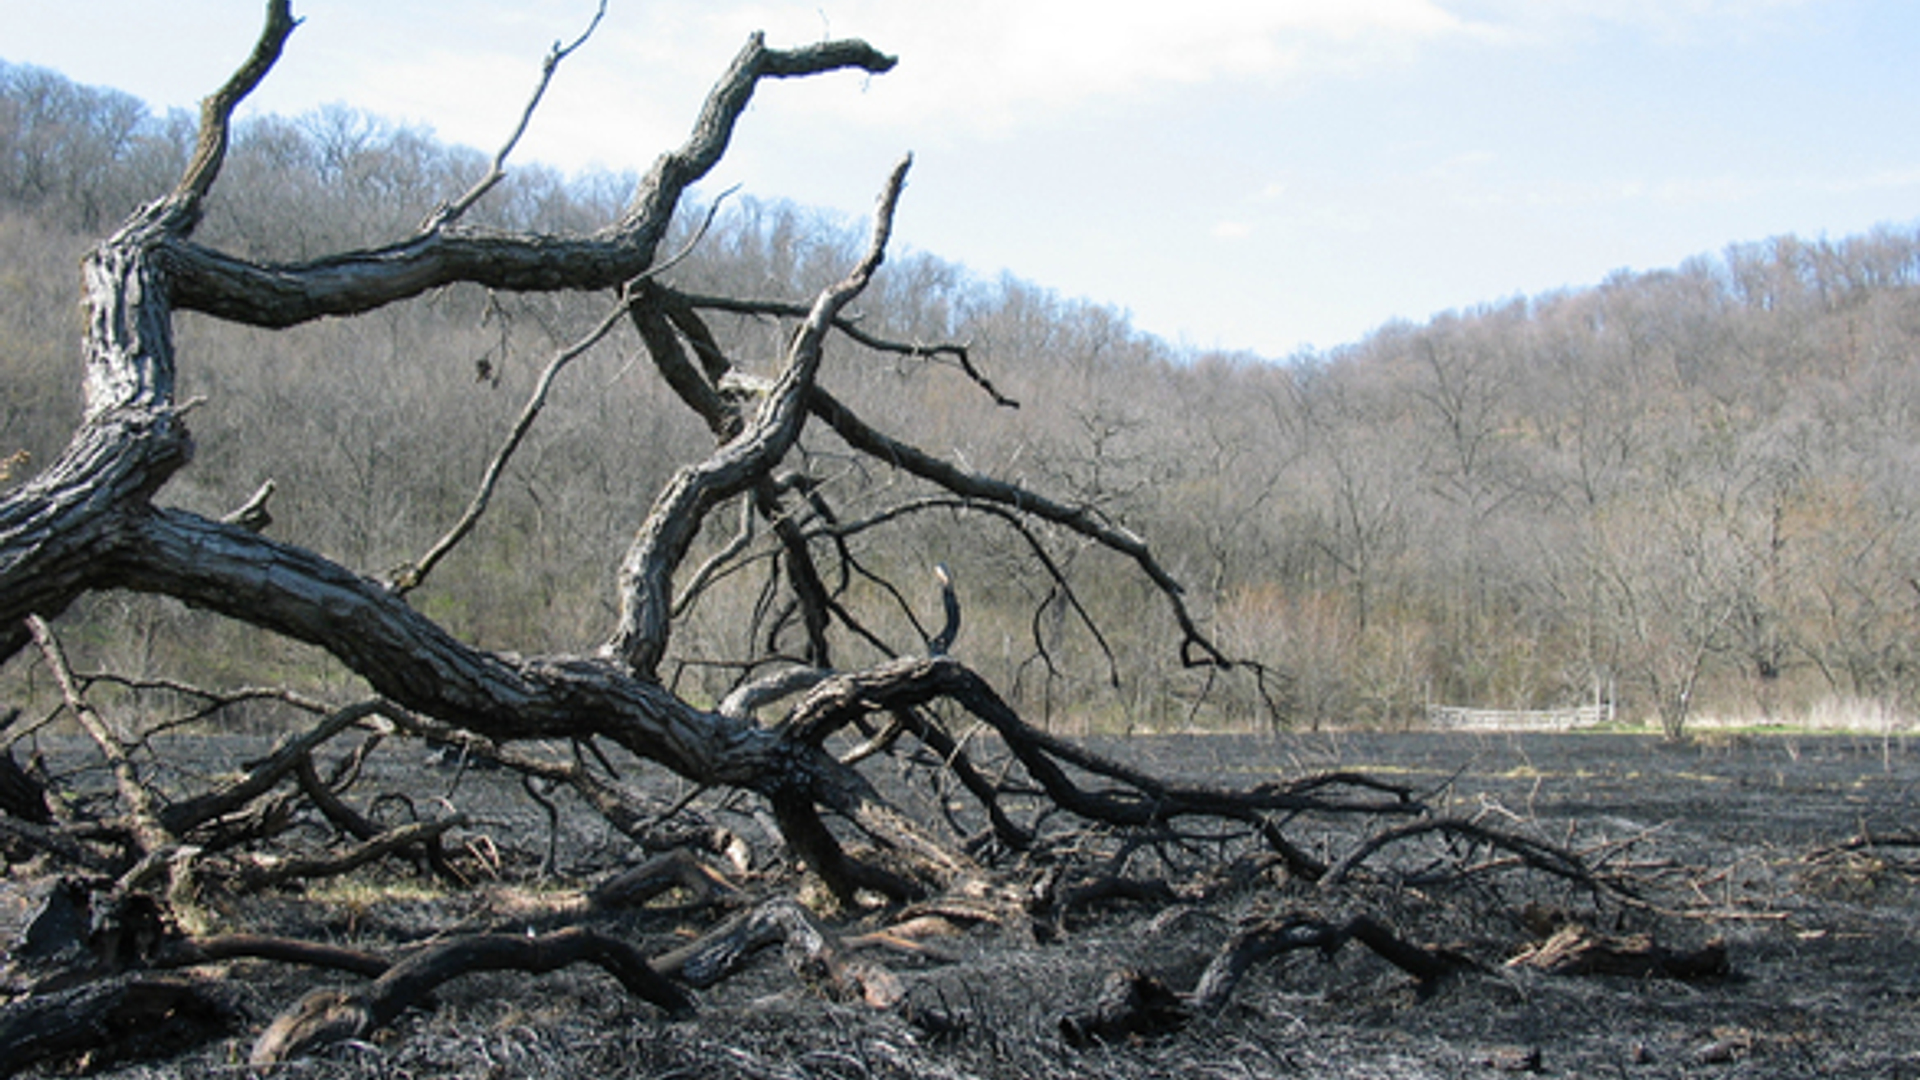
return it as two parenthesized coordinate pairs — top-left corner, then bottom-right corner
(0, 2), (1745, 1072)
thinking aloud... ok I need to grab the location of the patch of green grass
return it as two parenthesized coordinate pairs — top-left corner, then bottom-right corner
(305, 876), (450, 908)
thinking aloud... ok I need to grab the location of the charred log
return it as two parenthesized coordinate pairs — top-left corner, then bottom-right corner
(1059, 968), (1191, 1048)
(0, 744), (50, 826)
(0, 974), (234, 1076)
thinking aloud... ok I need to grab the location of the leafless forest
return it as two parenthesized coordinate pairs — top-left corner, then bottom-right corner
(3, 8), (1920, 1076)
(6, 34), (1920, 737)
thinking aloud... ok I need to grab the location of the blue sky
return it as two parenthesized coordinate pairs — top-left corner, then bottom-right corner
(5, 1), (1918, 358)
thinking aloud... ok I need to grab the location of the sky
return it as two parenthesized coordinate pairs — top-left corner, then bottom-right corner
(4, 0), (1919, 359)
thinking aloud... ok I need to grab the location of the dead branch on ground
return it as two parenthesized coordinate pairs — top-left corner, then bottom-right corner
(249, 926), (693, 1065)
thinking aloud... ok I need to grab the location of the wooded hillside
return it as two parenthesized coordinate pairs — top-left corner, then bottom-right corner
(5, 58), (1920, 735)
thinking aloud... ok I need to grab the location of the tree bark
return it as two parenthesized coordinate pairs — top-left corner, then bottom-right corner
(0, 974), (233, 1076)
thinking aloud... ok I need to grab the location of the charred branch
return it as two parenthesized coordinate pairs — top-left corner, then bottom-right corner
(0, 974), (234, 1076)
(606, 155), (912, 677)
(166, 36), (895, 330)
(0, 816), (119, 873)
(1318, 817), (1634, 899)
(1061, 911), (1471, 1048)
(1187, 912), (1470, 1015)
(654, 896), (904, 1008)
(153, 933), (391, 979)
(0, 745), (50, 825)
(240, 818), (468, 889)
(786, 657), (1422, 826)
(1506, 923), (1729, 980)
(159, 699), (390, 838)
(250, 926), (692, 1064)
(586, 848), (745, 911)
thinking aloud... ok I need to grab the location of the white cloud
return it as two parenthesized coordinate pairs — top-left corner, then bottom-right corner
(1437, 0), (1817, 44)
(717, 0), (1475, 134)
(0, 1), (1480, 168)
(247, 3), (788, 175)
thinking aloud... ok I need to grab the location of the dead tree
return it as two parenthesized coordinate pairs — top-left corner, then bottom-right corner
(0, 0), (1388, 909)
(0, 5), (1713, 1070)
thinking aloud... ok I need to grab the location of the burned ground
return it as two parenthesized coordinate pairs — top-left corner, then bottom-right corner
(5, 729), (1917, 1079)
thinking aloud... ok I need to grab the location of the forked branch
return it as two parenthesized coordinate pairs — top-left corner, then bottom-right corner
(606, 155), (915, 676)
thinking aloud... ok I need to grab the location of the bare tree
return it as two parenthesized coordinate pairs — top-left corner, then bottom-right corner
(0, 0), (1399, 935)
(0, 12), (1759, 1069)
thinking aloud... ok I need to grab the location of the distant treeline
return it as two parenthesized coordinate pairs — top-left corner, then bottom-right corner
(6, 58), (1920, 735)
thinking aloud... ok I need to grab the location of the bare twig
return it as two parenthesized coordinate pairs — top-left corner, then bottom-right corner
(422, 1), (607, 232)
(663, 284), (1019, 408)
(805, 387), (1228, 667)
(395, 195), (737, 596)
(62, 672), (335, 738)
(27, 615), (169, 857)
(219, 479), (274, 532)
(674, 497), (759, 618)
(818, 495), (1120, 682)
(390, 298), (629, 594)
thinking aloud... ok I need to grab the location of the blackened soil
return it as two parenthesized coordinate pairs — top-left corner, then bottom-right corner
(9, 731), (1920, 1078)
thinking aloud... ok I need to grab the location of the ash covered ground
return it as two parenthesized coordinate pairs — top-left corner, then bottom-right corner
(6, 730), (1919, 1078)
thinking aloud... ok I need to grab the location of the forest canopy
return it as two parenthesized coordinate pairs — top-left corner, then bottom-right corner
(4, 54), (1920, 737)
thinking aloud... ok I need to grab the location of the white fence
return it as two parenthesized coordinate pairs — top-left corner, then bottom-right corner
(1425, 702), (1614, 732)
